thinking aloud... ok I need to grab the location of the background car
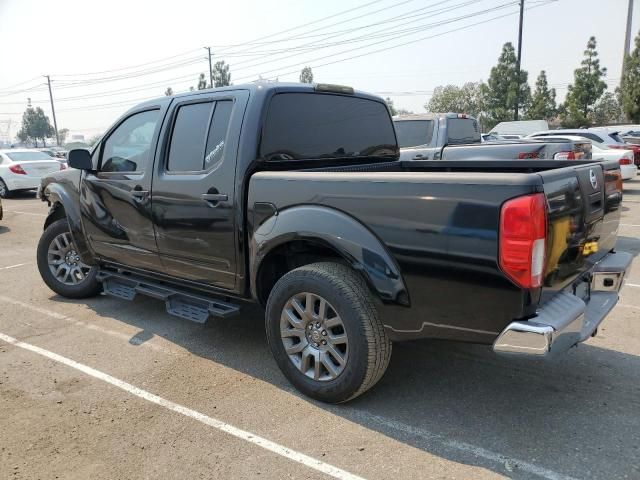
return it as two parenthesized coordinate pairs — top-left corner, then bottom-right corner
(591, 142), (638, 180)
(0, 149), (65, 198)
(528, 128), (640, 166)
(532, 134), (637, 180)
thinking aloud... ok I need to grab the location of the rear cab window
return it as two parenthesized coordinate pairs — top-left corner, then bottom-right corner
(261, 93), (398, 161)
(446, 118), (480, 145)
(394, 120), (434, 148)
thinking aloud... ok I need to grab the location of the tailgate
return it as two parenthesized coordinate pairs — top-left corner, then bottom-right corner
(538, 160), (622, 293)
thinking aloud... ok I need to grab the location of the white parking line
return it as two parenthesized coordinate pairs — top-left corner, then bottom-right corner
(3, 210), (46, 217)
(0, 262), (30, 270)
(0, 331), (365, 480)
(626, 283), (640, 288)
(351, 411), (580, 480)
(620, 223), (640, 227)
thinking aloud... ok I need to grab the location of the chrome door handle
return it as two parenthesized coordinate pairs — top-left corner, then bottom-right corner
(201, 193), (228, 203)
(131, 189), (149, 198)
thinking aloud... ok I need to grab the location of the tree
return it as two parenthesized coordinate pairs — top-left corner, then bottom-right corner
(58, 128), (69, 145)
(396, 108), (414, 115)
(561, 36), (608, 127)
(385, 97), (398, 116)
(427, 82), (484, 118)
(197, 73), (208, 90)
(212, 61), (231, 87)
(164, 87), (173, 96)
(17, 107), (54, 147)
(299, 66), (314, 83)
(87, 134), (102, 147)
(619, 30), (640, 123)
(526, 70), (556, 120)
(481, 42), (530, 129)
(591, 91), (624, 125)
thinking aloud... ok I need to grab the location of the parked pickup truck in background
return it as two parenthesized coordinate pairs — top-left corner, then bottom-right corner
(37, 83), (632, 403)
(394, 113), (591, 161)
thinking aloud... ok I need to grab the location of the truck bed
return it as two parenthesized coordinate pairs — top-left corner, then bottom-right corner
(249, 159), (622, 343)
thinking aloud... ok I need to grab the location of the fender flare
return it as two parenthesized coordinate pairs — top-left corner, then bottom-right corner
(44, 183), (97, 265)
(250, 205), (409, 306)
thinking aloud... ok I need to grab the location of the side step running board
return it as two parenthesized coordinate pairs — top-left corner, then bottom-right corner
(96, 270), (240, 323)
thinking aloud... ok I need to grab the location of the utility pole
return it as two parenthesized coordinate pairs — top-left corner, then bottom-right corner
(204, 47), (214, 88)
(514, 0), (525, 121)
(624, 0), (634, 63)
(44, 75), (60, 146)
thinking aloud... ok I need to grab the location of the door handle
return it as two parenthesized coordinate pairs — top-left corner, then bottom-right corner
(201, 193), (228, 205)
(131, 187), (149, 199)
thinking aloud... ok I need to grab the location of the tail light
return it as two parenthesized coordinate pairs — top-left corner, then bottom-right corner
(59, 162), (67, 170)
(620, 158), (632, 165)
(518, 152), (540, 159)
(9, 164), (26, 175)
(605, 170), (623, 194)
(554, 151), (576, 160)
(499, 193), (547, 289)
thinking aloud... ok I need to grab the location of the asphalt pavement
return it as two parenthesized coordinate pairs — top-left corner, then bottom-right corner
(1, 177), (639, 480)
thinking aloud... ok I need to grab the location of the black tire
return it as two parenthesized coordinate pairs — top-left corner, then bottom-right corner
(265, 262), (392, 403)
(37, 219), (101, 298)
(0, 179), (11, 198)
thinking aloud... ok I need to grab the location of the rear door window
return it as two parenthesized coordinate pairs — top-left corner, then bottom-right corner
(261, 93), (398, 161)
(394, 120), (434, 147)
(167, 100), (233, 172)
(447, 118), (480, 144)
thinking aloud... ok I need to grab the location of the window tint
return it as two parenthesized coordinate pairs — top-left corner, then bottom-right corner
(261, 93), (398, 161)
(394, 120), (434, 147)
(204, 100), (233, 168)
(167, 102), (214, 171)
(101, 110), (159, 173)
(608, 132), (623, 143)
(574, 133), (602, 143)
(447, 118), (480, 144)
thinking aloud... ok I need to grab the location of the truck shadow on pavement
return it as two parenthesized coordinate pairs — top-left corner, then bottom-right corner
(50, 271), (640, 480)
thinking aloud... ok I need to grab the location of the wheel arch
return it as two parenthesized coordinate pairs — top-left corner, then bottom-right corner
(250, 205), (409, 307)
(43, 183), (97, 265)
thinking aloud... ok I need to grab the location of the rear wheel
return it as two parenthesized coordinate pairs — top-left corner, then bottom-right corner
(265, 262), (392, 403)
(0, 179), (10, 198)
(37, 219), (101, 298)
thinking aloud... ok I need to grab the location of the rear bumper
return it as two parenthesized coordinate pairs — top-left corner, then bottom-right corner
(621, 164), (638, 180)
(493, 251), (633, 357)
(4, 175), (41, 191)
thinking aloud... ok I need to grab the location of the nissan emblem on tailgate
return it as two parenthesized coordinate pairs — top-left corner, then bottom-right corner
(590, 169), (598, 189)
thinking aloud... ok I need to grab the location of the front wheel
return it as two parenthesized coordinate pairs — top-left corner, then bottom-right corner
(37, 219), (101, 298)
(265, 262), (392, 403)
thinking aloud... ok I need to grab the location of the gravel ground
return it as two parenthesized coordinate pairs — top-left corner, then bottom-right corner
(0, 177), (639, 480)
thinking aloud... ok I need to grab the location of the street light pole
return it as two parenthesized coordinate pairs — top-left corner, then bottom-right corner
(204, 47), (214, 88)
(514, 0), (525, 121)
(45, 75), (60, 146)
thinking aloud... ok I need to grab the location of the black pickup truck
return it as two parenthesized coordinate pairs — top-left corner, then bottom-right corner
(37, 83), (632, 403)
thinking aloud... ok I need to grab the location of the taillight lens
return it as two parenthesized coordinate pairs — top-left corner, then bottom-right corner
(553, 151), (576, 160)
(499, 193), (547, 289)
(9, 164), (26, 175)
(620, 158), (632, 165)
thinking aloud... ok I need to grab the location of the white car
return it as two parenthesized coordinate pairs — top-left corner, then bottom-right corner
(0, 149), (65, 198)
(533, 135), (637, 180)
(528, 128), (625, 146)
(591, 143), (638, 180)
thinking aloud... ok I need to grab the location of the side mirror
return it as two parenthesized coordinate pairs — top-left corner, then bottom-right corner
(68, 149), (93, 170)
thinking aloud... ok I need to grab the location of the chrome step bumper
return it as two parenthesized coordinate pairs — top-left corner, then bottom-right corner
(493, 251), (633, 357)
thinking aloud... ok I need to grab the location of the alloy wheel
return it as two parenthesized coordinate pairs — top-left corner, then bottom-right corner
(280, 292), (349, 381)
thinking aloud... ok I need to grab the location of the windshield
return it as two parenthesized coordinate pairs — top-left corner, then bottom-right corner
(394, 120), (434, 147)
(5, 151), (56, 161)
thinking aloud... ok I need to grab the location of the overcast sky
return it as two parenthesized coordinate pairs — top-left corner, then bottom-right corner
(1, 0), (638, 140)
